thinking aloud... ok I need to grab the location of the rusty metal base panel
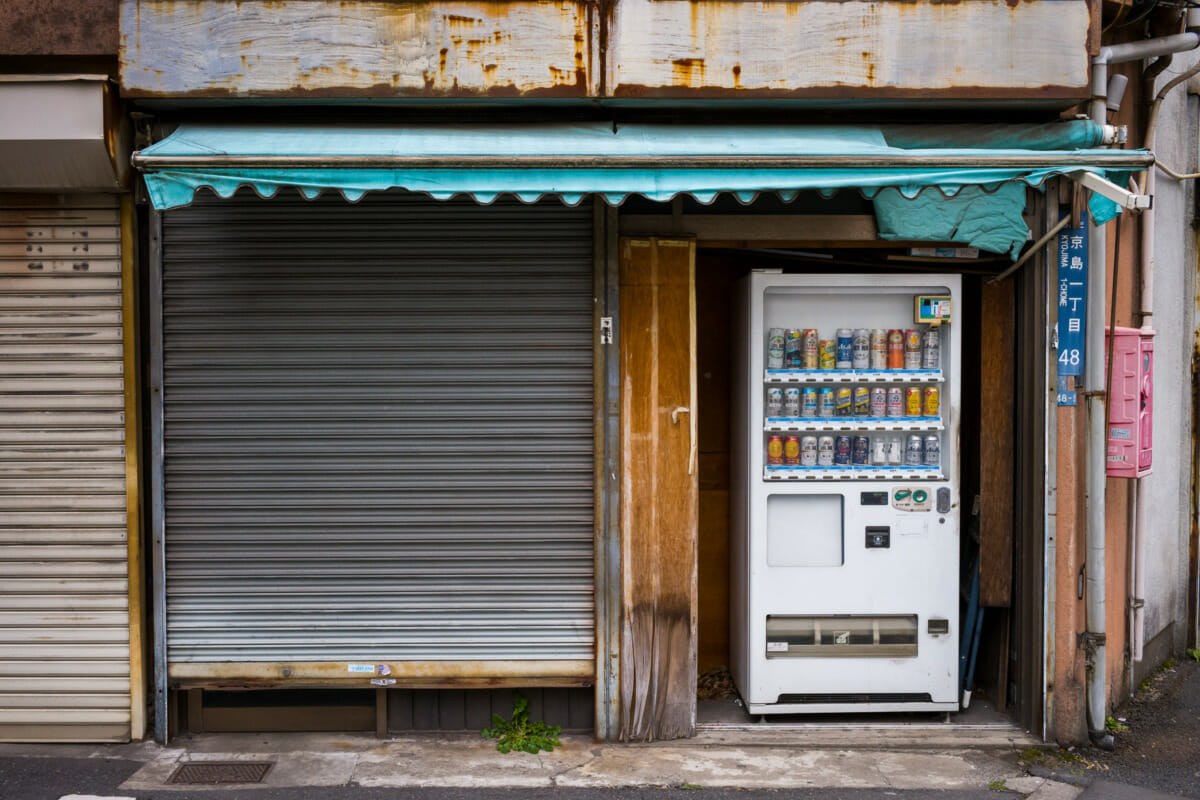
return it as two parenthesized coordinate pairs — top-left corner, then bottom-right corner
(168, 762), (273, 784)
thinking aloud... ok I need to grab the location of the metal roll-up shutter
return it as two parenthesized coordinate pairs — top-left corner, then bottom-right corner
(0, 195), (131, 742)
(161, 191), (595, 673)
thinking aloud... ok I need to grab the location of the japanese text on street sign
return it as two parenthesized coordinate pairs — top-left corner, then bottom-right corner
(1056, 219), (1087, 380)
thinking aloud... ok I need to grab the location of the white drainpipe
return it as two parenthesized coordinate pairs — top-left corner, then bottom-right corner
(1087, 30), (1200, 749)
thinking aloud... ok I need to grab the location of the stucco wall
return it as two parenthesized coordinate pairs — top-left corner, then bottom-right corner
(1140, 54), (1198, 670)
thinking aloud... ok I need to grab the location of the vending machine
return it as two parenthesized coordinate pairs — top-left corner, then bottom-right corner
(731, 271), (961, 714)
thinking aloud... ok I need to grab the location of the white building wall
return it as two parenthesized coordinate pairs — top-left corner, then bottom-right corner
(1140, 53), (1198, 671)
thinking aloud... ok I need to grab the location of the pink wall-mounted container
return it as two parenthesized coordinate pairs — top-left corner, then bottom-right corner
(1105, 326), (1153, 478)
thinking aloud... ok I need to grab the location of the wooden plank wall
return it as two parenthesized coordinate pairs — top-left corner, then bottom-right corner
(979, 280), (1016, 607)
(618, 238), (698, 741)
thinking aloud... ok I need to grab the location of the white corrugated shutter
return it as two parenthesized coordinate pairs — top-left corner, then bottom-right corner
(0, 195), (131, 742)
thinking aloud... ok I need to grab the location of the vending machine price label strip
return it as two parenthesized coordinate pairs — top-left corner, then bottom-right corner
(763, 419), (944, 433)
(764, 370), (943, 384)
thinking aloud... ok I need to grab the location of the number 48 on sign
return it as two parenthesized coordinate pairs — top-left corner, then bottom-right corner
(1056, 219), (1087, 406)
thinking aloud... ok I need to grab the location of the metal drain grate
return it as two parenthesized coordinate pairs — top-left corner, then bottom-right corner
(168, 761), (274, 785)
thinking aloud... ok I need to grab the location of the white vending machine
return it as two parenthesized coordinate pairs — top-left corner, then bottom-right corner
(731, 272), (961, 714)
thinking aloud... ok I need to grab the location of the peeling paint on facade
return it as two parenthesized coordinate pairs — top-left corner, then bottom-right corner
(607, 0), (1092, 97)
(120, 0), (1092, 100)
(119, 0), (597, 97)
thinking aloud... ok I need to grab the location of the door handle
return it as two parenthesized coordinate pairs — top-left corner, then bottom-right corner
(670, 406), (697, 476)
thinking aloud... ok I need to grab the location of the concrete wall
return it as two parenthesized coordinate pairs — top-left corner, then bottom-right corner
(1137, 54), (1198, 677)
(0, 0), (118, 55)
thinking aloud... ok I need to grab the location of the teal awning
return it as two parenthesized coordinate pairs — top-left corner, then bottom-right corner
(133, 121), (1151, 257)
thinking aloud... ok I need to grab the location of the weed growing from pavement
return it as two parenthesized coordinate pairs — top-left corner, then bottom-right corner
(1105, 716), (1129, 733)
(1186, 648), (1200, 662)
(987, 779), (1007, 790)
(481, 691), (562, 754)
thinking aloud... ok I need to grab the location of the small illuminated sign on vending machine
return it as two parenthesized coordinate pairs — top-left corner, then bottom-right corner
(1056, 217), (1087, 406)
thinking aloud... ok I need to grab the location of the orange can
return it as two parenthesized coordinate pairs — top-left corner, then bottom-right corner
(767, 436), (784, 465)
(887, 329), (904, 369)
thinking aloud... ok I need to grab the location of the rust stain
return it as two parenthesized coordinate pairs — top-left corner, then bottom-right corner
(444, 14), (481, 24)
(731, 64), (741, 88)
(671, 57), (706, 88)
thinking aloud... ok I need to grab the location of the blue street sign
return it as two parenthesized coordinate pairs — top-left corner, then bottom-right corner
(1056, 217), (1087, 381)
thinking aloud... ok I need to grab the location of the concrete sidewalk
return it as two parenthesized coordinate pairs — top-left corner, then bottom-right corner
(1, 725), (1046, 794)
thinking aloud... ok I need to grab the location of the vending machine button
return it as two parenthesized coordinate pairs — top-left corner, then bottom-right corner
(937, 488), (952, 513)
(912, 489), (928, 504)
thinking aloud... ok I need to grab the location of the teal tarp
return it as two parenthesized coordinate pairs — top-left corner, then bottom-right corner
(136, 121), (1145, 258)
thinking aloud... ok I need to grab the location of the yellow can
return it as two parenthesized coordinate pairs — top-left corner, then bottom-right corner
(905, 388), (922, 416)
(923, 387), (940, 417)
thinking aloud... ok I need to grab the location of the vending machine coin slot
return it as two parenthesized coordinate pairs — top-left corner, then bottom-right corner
(865, 526), (891, 549)
(936, 488), (951, 513)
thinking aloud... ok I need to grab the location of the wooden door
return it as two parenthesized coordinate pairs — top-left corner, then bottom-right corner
(618, 238), (699, 741)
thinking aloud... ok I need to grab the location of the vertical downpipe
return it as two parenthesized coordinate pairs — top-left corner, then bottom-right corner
(1086, 72), (1114, 749)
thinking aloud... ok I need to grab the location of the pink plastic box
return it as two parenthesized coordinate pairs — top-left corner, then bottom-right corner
(1105, 326), (1153, 478)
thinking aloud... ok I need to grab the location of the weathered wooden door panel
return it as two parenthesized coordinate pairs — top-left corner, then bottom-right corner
(618, 238), (698, 741)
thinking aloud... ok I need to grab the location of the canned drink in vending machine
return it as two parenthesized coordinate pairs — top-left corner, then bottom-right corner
(851, 435), (870, 466)
(922, 328), (941, 370)
(819, 340), (837, 369)
(800, 436), (818, 467)
(905, 435), (924, 466)
(819, 388), (835, 417)
(851, 328), (870, 369)
(834, 436), (852, 466)
(869, 387), (887, 418)
(834, 387), (852, 417)
(853, 386), (870, 416)
(923, 387), (940, 417)
(888, 329), (905, 369)
(784, 387), (801, 417)
(887, 387), (904, 418)
(802, 329), (819, 369)
(888, 434), (904, 465)
(905, 387), (922, 416)
(766, 387), (783, 416)
(767, 436), (784, 465)
(784, 436), (801, 466)
(785, 330), (804, 368)
(767, 328), (786, 369)
(904, 329), (922, 369)
(836, 328), (853, 368)
(801, 387), (818, 417)
(870, 329), (888, 370)
(818, 436), (835, 467)
(923, 435), (940, 467)
(871, 436), (888, 465)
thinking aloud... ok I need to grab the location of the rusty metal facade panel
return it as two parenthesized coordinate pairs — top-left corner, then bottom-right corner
(119, 0), (597, 98)
(607, 0), (1091, 98)
(0, 195), (132, 743)
(0, 0), (119, 56)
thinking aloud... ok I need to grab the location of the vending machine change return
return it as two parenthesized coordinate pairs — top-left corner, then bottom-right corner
(731, 272), (962, 714)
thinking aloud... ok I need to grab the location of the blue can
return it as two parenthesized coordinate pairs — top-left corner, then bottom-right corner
(835, 328), (853, 368)
(851, 435), (870, 466)
(834, 435), (852, 466)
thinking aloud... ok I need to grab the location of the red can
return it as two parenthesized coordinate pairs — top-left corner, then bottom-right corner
(887, 329), (904, 369)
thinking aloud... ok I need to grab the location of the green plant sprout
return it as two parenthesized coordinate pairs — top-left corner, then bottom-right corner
(481, 692), (562, 754)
